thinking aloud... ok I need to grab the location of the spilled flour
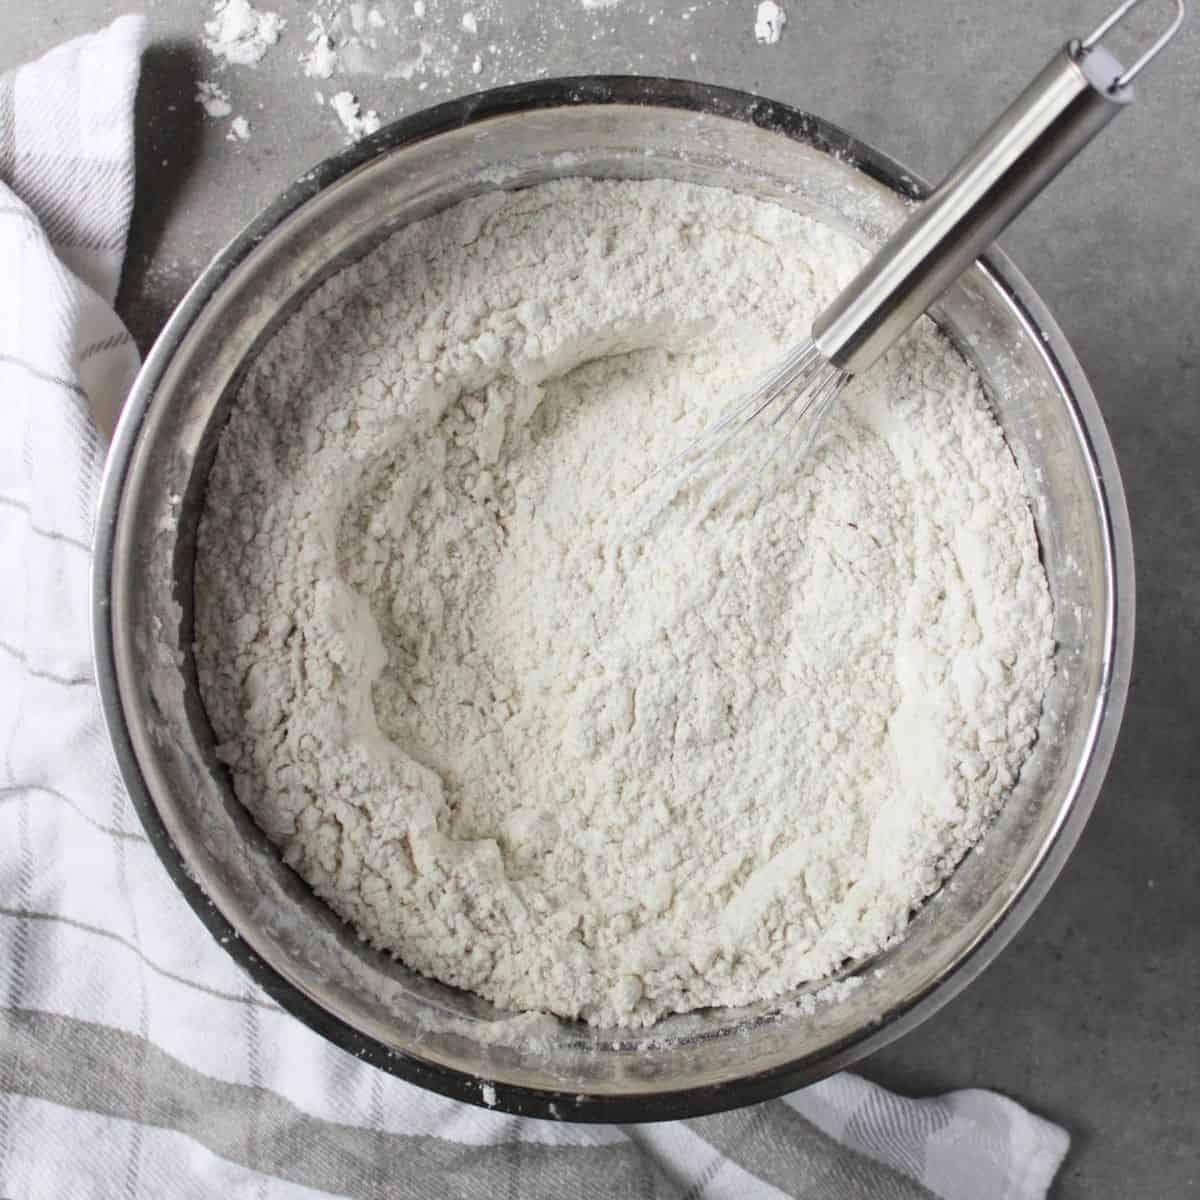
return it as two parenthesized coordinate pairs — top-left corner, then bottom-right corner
(754, 1), (787, 44)
(194, 179), (1054, 1028)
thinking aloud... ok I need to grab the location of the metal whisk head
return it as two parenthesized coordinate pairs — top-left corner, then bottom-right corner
(631, 341), (851, 530)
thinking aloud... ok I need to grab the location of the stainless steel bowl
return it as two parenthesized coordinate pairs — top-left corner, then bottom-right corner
(92, 78), (1134, 1121)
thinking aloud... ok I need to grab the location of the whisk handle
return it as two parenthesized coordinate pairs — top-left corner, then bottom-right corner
(812, 40), (1135, 376)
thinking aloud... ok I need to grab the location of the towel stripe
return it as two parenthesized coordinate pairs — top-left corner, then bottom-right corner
(0, 782), (144, 842)
(0, 494), (91, 552)
(0, 791), (34, 1187)
(0, 351), (89, 402)
(0, 640), (91, 687)
(1, 1009), (685, 1200)
(0, 71), (13, 182)
(79, 331), (132, 361)
(0, 909), (278, 1013)
(1, 155), (133, 251)
(686, 1101), (939, 1200)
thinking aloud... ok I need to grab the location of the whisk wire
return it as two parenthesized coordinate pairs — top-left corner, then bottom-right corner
(698, 357), (850, 523)
(630, 339), (848, 530)
(649, 339), (824, 486)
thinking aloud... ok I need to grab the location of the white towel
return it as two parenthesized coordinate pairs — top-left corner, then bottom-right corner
(0, 18), (1070, 1200)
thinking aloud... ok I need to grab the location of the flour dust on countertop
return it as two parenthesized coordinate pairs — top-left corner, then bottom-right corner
(194, 178), (1054, 1028)
(195, 1), (776, 143)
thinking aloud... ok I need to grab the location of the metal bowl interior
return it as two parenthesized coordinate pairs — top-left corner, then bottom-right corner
(93, 79), (1133, 1121)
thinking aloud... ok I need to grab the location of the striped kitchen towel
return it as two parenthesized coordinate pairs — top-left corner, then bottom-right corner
(0, 16), (1070, 1199)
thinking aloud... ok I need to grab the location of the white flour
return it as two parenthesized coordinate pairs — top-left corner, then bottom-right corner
(301, 16), (339, 79)
(195, 178), (1054, 1028)
(329, 90), (382, 140)
(196, 1), (788, 144)
(196, 1), (784, 144)
(195, 79), (233, 118)
(203, 0), (285, 66)
(754, 1), (787, 44)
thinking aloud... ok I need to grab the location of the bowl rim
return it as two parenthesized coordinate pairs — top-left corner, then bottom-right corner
(91, 75), (1135, 1121)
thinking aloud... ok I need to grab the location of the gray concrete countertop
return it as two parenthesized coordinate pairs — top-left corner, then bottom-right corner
(6, 2), (1198, 1195)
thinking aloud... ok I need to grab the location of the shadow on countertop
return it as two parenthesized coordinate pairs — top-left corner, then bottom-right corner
(117, 40), (205, 355)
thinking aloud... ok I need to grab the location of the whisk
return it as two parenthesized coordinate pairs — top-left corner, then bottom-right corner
(638, 0), (1185, 526)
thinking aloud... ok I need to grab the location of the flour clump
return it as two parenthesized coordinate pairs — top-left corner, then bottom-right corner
(194, 178), (1054, 1028)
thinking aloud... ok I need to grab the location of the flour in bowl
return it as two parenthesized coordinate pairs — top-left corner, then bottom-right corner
(194, 178), (1054, 1028)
